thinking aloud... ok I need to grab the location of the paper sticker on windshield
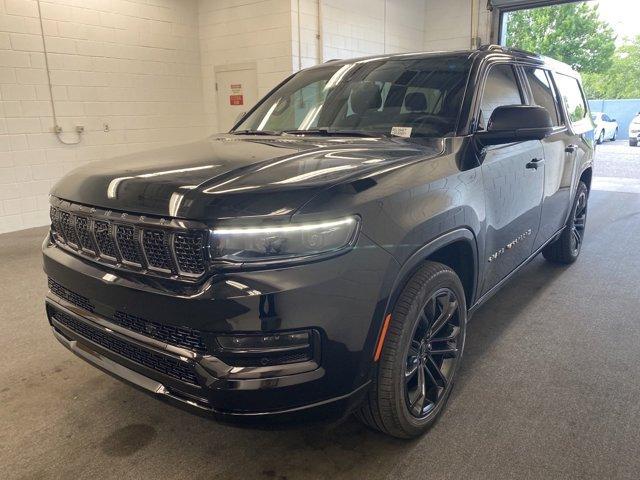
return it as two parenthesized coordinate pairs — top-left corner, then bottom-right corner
(391, 126), (412, 138)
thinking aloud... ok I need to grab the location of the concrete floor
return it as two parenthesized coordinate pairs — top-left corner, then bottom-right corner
(2, 188), (640, 480)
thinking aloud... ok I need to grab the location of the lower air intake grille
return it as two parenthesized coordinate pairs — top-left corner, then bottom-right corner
(53, 310), (199, 385)
(112, 310), (208, 353)
(48, 278), (207, 353)
(48, 278), (95, 312)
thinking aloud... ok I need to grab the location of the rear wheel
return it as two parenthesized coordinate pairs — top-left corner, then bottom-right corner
(611, 128), (617, 141)
(542, 181), (588, 264)
(630, 139), (638, 147)
(356, 261), (466, 439)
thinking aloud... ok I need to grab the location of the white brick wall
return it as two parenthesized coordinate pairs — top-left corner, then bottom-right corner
(0, 0), (207, 233)
(423, 0), (491, 51)
(0, 0), (493, 233)
(198, 0), (293, 133)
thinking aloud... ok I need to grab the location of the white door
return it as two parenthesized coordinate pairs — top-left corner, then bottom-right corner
(215, 65), (259, 133)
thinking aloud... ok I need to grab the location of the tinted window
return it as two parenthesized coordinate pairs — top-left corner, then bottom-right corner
(479, 64), (523, 130)
(236, 56), (472, 137)
(524, 67), (560, 126)
(602, 114), (611, 122)
(554, 74), (588, 124)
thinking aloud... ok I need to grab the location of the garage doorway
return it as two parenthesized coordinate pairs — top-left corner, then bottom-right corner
(496, 0), (640, 193)
(215, 63), (259, 132)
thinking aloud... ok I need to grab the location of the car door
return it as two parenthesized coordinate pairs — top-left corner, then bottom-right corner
(477, 63), (545, 294)
(522, 66), (575, 250)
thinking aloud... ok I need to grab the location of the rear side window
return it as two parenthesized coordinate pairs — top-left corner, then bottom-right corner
(479, 64), (524, 130)
(554, 73), (589, 125)
(524, 68), (560, 126)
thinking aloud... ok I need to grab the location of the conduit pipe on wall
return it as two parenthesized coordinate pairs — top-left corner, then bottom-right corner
(317, 0), (323, 63)
(36, 0), (83, 145)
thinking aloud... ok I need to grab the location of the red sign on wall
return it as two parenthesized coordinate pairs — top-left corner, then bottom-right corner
(230, 95), (244, 106)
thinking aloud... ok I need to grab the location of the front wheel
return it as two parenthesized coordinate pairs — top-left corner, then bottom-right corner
(542, 181), (588, 264)
(356, 261), (466, 438)
(597, 130), (605, 144)
(630, 139), (638, 147)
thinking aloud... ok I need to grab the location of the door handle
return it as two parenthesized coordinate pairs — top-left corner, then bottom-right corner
(526, 158), (544, 169)
(565, 145), (578, 153)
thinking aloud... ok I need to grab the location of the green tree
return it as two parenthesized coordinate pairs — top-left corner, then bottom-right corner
(582, 36), (640, 99)
(505, 2), (616, 74)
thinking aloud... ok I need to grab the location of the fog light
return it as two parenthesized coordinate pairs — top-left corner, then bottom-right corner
(217, 331), (310, 352)
(215, 330), (316, 367)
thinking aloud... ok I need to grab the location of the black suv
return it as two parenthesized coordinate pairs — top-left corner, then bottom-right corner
(44, 46), (594, 438)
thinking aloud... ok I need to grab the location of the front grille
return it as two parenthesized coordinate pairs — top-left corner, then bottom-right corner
(48, 278), (208, 353)
(48, 278), (95, 312)
(75, 216), (95, 252)
(52, 309), (199, 385)
(49, 200), (207, 280)
(143, 229), (173, 271)
(94, 220), (117, 258)
(174, 234), (206, 274)
(115, 225), (141, 265)
(59, 211), (79, 246)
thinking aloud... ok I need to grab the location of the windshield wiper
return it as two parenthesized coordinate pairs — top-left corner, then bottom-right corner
(232, 129), (281, 136)
(282, 128), (384, 138)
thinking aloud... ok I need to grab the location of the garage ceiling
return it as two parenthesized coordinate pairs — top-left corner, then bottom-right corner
(490, 0), (587, 10)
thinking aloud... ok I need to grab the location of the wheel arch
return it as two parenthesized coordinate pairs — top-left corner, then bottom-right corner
(579, 167), (593, 193)
(384, 228), (478, 318)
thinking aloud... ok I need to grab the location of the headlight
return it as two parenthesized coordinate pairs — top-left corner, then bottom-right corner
(210, 216), (360, 263)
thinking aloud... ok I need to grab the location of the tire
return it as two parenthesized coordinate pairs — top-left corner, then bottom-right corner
(611, 128), (617, 141)
(597, 130), (605, 144)
(630, 139), (638, 147)
(542, 181), (588, 264)
(355, 261), (467, 439)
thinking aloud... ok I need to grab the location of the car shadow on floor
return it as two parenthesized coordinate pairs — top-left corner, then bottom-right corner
(63, 255), (572, 480)
(454, 255), (568, 391)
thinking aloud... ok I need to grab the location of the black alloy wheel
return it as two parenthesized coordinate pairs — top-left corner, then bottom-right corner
(543, 181), (589, 264)
(356, 261), (467, 438)
(404, 288), (462, 418)
(570, 189), (587, 256)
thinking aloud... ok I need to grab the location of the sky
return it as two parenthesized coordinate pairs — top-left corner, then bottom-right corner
(593, 0), (640, 44)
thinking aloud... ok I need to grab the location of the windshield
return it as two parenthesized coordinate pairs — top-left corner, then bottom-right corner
(234, 56), (471, 138)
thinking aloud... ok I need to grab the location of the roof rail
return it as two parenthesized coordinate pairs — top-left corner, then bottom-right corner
(478, 44), (540, 57)
(477, 44), (504, 51)
(324, 58), (341, 63)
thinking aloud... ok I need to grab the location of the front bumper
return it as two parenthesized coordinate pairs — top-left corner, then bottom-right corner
(43, 232), (398, 420)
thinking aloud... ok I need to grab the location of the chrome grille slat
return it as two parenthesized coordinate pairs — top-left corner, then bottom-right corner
(49, 201), (207, 281)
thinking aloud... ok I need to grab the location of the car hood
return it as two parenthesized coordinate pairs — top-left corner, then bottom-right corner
(52, 134), (441, 220)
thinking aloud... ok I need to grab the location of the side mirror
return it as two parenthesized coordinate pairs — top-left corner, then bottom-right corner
(611, 118), (617, 122)
(476, 105), (553, 146)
